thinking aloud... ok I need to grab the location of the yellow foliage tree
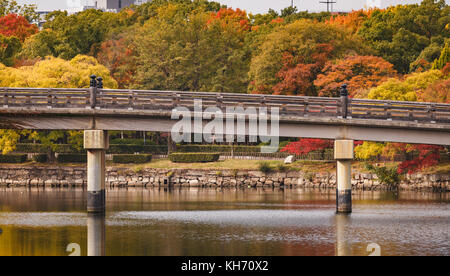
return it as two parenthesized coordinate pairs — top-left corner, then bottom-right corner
(0, 55), (117, 155)
(367, 70), (445, 101)
(0, 55), (117, 88)
(355, 141), (385, 160)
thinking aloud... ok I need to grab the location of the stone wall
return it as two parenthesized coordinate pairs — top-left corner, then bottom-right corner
(0, 165), (449, 192)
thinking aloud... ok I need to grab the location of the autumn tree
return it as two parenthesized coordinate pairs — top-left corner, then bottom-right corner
(358, 64), (449, 173)
(0, 55), (117, 88)
(367, 69), (445, 101)
(97, 36), (135, 88)
(280, 139), (333, 156)
(272, 43), (334, 95)
(385, 143), (443, 174)
(418, 78), (450, 103)
(315, 55), (397, 97)
(248, 19), (368, 95)
(0, 55), (117, 155)
(326, 9), (375, 34)
(0, 14), (38, 41)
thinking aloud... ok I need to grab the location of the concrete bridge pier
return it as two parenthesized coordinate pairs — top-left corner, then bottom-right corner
(334, 140), (354, 214)
(84, 130), (109, 213)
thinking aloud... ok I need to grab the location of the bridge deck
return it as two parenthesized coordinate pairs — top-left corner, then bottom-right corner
(1, 87), (449, 123)
(1, 87), (449, 145)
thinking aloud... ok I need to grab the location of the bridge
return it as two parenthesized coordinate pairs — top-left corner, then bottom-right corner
(1, 76), (449, 214)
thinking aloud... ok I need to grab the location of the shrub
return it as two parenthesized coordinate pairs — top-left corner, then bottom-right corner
(365, 163), (400, 190)
(113, 154), (152, 164)
(110, 139), (148, 145)
(258, 162), (273, 174)
(14, 143), (48, 153)
(57, 154), (87, 163)
(14, 143), (82, 153)
(32, 154), (48, 163)
(0, 154), (27, 163)
(169, 153), (220, 163)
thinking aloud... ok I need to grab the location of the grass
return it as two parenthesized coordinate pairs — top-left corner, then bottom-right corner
(108, 159), (337, 172)
(109, 159), (285, 170)
(5, 159), (449, 175)
(422, 162), (450, 174)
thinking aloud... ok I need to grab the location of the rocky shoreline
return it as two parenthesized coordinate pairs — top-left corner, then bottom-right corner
(0, 165), (449, 192)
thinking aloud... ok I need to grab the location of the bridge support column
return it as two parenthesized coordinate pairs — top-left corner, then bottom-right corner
(334, 140), (354, 214)
(84, 130), (109, 213)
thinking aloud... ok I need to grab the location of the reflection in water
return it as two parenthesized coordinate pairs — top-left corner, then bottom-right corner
(0, 188), (449, 256)
(87, 214), (105, 257)
(335, 214), (351, 256)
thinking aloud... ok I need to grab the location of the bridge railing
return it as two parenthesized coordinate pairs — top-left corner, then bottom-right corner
(350, 98), (450, 123)
(1, 87), (449, 124)
(97, 89), (342, 117)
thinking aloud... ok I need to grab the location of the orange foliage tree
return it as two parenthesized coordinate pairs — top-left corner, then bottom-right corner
(207, 8), (250, 32)
(272, 43), (334, 96)
(0, 13), (38, 42)
(314, 55), (397, 97)
(417, 78), (450, 103)
(96, 37), (135, 89)
(326, 9), (376, 34)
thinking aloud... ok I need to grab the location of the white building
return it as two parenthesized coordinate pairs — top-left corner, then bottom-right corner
(67, 0), (97, 13)
(67, 0), (151, 14)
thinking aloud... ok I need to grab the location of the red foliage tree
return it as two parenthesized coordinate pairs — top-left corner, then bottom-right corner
(281, 138), (333, 156)
(395, 144), (443, 174)
(273, 43), (334, 96)
(0, 14), (38, 42)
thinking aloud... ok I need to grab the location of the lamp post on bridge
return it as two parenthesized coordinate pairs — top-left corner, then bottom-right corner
(340, 84), (348, 119)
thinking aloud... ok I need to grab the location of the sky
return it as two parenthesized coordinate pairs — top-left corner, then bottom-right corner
(16, 0), (450, 13)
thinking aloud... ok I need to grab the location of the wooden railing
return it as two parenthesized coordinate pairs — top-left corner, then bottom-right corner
(1, 87), (449, 124)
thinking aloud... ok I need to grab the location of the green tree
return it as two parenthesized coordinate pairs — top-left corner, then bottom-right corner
(0, 33), (21, 66)
(358, 0), (450, 73)
(432, 43), (450, 69)
(20, 9), (123, 60)
(0, 0), (39, 22)
(131, 4), (250, 92)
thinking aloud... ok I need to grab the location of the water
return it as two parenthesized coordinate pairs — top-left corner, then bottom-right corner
(0, 188), (449, 256)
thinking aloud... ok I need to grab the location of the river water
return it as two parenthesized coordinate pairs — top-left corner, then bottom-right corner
(0, 188), (449, 256)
